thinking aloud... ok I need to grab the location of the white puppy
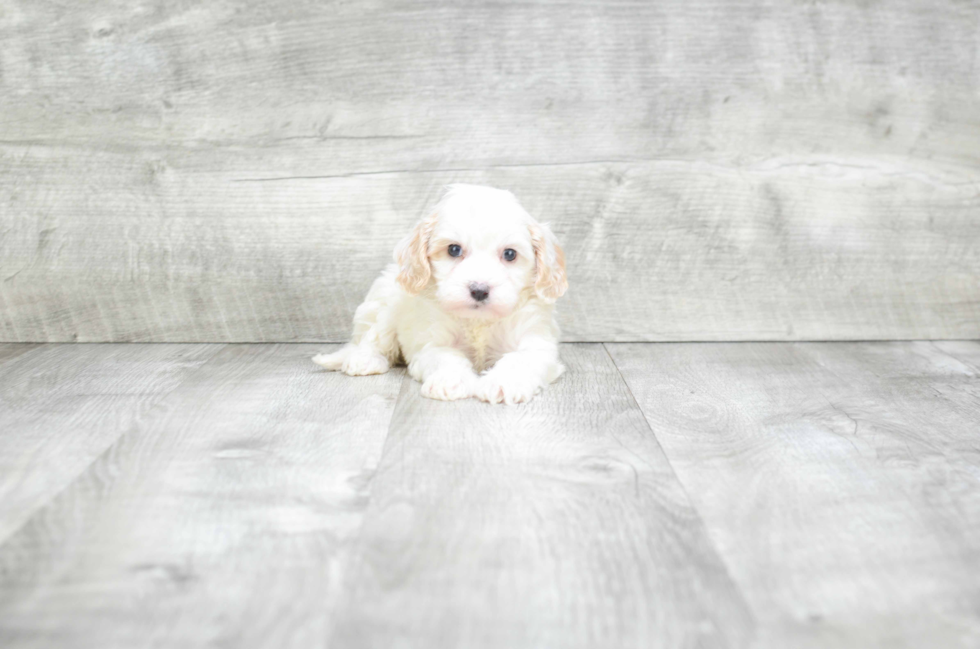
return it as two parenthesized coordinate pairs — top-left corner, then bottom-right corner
(312, 184), (567, 404)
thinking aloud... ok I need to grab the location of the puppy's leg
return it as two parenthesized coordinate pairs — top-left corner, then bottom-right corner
(478, 336), (563, 405)
(312, 269), (399, 376)
(312, 344), (390, 376)
(408, 346), (479, 401)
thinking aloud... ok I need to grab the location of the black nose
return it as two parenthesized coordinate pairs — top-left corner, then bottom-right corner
(469, 283), (490, 302)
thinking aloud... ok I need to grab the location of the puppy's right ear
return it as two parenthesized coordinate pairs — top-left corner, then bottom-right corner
(394, 211), (438, 294)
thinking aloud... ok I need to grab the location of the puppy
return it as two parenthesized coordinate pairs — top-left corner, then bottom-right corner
(312, 184), (567, 404)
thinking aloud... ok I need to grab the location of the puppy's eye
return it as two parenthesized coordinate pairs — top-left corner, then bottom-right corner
(448, 244), (462, 258)
(502, 248), (517, 262)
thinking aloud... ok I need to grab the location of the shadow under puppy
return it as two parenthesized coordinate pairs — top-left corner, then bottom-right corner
(313, 184), (567, 404)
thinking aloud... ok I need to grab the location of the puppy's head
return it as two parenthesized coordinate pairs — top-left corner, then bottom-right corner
(395, 184), (567, 319)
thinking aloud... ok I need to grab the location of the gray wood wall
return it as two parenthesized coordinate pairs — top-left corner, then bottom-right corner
(2, 0), (978, 342)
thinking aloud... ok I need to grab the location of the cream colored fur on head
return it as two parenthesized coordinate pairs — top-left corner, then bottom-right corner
(312, 184), (567, 404)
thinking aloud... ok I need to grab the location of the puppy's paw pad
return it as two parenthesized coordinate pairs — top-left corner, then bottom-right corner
(421, 372), (476, 401)
(342, 350), (389, 376)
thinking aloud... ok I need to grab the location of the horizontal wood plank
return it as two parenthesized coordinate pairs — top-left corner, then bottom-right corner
(2, 153), (978, 342)
(2, 1), (978, 165)
(607, 341), (980, 648)
(1, 0), (979, 341)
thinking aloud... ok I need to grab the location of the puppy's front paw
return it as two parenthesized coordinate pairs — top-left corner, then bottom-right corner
(477, 372), (540, 405)
(421, 369), (477, 401)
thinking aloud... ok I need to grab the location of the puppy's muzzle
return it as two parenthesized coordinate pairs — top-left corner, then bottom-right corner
(468, 283), (490, 302)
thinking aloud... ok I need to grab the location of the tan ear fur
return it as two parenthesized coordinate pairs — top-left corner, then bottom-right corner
(394, 211), (439, 294)
(529, 222), (568, 302)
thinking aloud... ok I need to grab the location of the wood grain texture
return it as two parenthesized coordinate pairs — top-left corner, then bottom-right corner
(0, 344), (39, 365)
(934, 340), (980, 373)
(0, 343), (221, 544)
(1, 0), (979, 342)
(607, 341), (980, 648)
(0, 345), (403, 648)
(3, 155), (978, 343)
(331, 344), (754, 649)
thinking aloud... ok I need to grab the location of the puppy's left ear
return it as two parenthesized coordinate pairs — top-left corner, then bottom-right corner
(529, 221), (568, 302)
(394, 211), (439, 294)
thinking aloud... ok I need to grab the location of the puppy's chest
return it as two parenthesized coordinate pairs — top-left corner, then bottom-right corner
(455, 321), (508, 372)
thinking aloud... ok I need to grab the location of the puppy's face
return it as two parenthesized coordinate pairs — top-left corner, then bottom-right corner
(428, 206), (536, 319)
(395, 185), (567, 320)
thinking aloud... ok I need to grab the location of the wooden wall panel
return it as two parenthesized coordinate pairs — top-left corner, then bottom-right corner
(1, 0), (978, 341)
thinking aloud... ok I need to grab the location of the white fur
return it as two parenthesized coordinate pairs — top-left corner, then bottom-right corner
(312, 184), (568, 404)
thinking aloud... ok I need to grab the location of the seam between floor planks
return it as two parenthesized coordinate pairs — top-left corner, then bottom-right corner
(600, 342), (755, 625)
(0, 344), (406, 648)
(0, 343), (228, 546)
(330, 343), (755, 649)
(605, 341), (980, 649)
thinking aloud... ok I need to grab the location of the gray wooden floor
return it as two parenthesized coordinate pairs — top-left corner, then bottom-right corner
(0, 342), (978, 648)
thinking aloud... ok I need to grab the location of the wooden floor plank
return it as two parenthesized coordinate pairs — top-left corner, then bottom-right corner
(0, 343), (222, 544)
(933, 340), (980, 373)
(0, 344), (403, 648)
(330, 344), (754, 649)
(0, 344), (42, 365)
(607, 342), (980, 649)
